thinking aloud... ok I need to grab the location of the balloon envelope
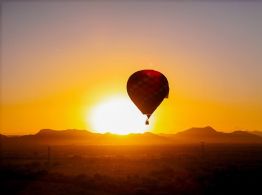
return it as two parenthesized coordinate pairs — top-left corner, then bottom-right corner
(127, 70), (169, 119)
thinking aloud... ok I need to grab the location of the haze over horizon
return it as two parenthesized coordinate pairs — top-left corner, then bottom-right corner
(1, 125), (261, 137)
(1, 1), (262, 135)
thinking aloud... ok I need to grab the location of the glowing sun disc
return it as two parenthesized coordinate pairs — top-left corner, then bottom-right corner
(88, 95), (154, 135)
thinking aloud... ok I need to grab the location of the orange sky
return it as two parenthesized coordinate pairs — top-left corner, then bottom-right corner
(1, 2), (262, 135)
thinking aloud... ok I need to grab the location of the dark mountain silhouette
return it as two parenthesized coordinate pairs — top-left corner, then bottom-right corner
(2, 129), (169, 146)
(175, 126), (217, 137)
(0, 134), (7, 139)
(35, 129), (93, 139)
(170, 126), (262, 144)
(250, 131), (262, 137)
(1, 127), (262, 146)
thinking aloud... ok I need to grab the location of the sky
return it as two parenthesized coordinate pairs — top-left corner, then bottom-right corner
(1, 1), (262, 135)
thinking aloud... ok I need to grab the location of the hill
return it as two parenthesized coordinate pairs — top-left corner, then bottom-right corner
(250, 131), (262, 137)
(2, 129), (169, 146)
(1, 127), (262, 146)
(170, 126), (262, 144)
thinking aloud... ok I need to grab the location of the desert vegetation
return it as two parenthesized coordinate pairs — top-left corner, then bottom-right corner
(1, 144), (262, 195)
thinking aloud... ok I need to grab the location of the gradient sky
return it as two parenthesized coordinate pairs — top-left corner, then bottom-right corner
(1, 1), (262, 135)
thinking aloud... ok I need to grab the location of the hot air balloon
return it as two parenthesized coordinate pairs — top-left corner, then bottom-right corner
(127, 69), (169, 125)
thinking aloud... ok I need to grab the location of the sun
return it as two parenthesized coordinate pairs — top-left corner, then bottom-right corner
(87, 95), (154, 135)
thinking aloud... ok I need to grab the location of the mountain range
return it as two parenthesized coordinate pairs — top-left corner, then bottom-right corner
(1, 126), (262, 145)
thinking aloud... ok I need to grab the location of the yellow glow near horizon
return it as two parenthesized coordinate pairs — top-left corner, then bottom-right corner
(1, 3), (262, 135)
(87, 95), (154, 135)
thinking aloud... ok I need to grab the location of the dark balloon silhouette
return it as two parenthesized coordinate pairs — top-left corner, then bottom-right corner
(127, 70), (169, 125)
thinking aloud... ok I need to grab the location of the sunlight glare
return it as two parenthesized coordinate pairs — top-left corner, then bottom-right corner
(88, 95), (154, 135)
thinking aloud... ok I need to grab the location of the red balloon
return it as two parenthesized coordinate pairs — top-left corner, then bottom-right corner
(127, 70), (169, 124)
